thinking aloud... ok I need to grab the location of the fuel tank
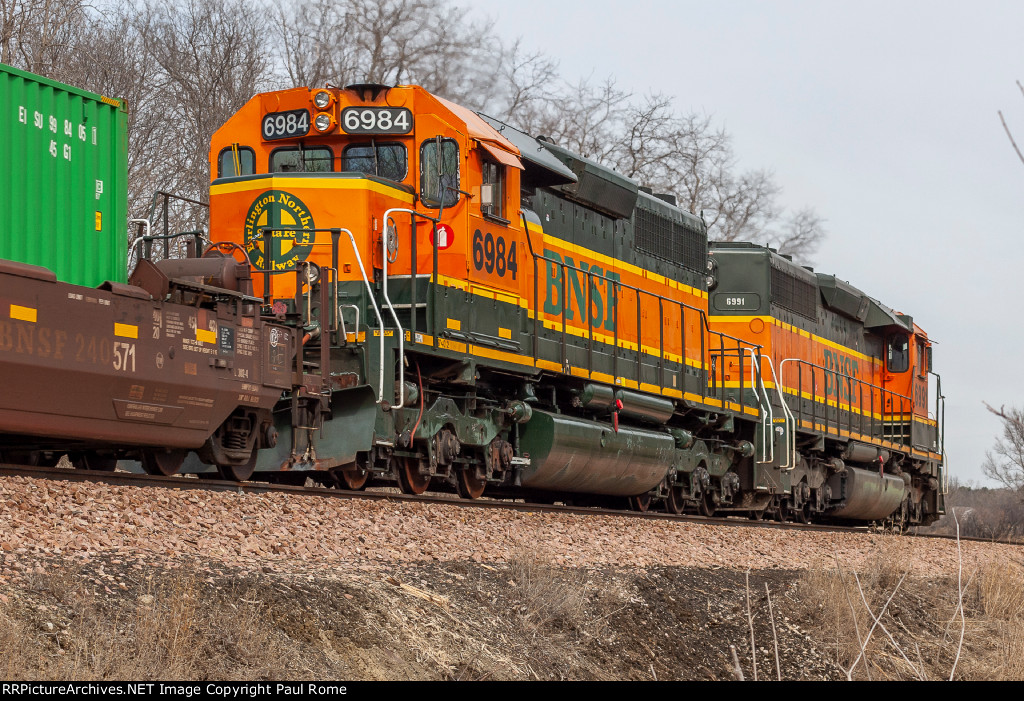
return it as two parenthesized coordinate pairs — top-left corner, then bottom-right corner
(827, 466), (906, 520)
(517, 408), (674, 496)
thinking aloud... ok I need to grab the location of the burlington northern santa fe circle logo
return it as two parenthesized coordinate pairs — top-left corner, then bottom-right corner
(243, 190), (315, 272)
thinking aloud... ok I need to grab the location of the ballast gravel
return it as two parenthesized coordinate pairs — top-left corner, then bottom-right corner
(0, 475), (1015, 582)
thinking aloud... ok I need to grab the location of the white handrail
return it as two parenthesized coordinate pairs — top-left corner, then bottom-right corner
(336, 228), (387, 404)
(761, 355), (796, 470)
(942, 450), (950, 495)
(381, 208), (419, 409)
(338, 304), (360, 341)
(127, 219), (152, 267)
(745, 348), (774, 464)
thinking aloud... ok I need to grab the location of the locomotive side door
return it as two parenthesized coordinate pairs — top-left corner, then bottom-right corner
(411, 113), (468, 339)
(465, 142), (525, 349)
(911, 333), (932, 450)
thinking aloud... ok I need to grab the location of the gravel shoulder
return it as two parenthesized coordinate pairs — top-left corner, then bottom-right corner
(0, 475), (1020, 680)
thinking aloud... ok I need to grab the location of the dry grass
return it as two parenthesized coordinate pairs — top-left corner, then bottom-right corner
(796, 544), (1024, 681)
(507, 549), (592, 637)
(0, 569), (305, 680)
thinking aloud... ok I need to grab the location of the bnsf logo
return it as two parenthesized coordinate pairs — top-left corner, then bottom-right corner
(822, 347), (860, 400)
(541, 249), (621, 331)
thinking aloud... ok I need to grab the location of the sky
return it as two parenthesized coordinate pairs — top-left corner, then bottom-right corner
(475, 0), (1024, 486)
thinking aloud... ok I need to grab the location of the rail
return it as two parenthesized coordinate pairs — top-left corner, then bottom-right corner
(777, 358), (913, 450)
(131, 229), (206, 268)
(744, 348), (774, 463)
(744, 351), (796, 468)
(765, 355), (796, 469)
(379, 208), (441, 409)
(932, 371), (945, 457)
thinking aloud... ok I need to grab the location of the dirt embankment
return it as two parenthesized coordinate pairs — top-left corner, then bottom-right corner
(1, 475), (1021, 680)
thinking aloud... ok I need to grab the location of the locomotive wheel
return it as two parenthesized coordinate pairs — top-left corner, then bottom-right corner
(664, 486), (686, 515)
(794, 503), (811, 524)
(627, 494), (652, 512)
(73, 452), (117, 472)
(397, 457), (430, 495)
(776, 500), (790, 523)
(697, 491), (716, 517)
(748, 509), (766, 521)
(456, 468), (486, 499)
(217, 451), (257, 482)
(337, 467), (370, 490)
(140, 449), (185, 476)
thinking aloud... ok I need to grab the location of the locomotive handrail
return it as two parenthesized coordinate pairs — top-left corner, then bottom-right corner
(760, 354), (796, 469)
(778, 358), (913, 451)
(525, 240), (760, 414)
(745, 348), (774, 463)
(931, 371), (945, 457)
(260, 225), (395, 403)
(337, 227), (387, 404)
(380, 208), (441, 409)
(145, 190), (209, 259)
(941, 450), (950, 495)
(131, 226), (207, 268)
(338, 304), (360, 341)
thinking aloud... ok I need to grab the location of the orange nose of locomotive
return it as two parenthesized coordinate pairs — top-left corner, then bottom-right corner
(208, 85), (418, 303)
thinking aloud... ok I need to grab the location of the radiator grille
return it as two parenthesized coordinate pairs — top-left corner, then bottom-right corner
(771, 266), (817, 319)
(634, 208), (705, 273)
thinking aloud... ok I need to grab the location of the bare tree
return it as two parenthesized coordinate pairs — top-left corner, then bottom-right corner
(999, 80), (1024, 167)
(501, 77), (825, 259)
(763, 208), (825, 264)
(274, 0), (503, 109)
(490, 39), (559, 127)
(982, 404), (1024, 492)
(142, 0), (275, 203)
(0, 0), (89, 79)
(3, 0), (825, 261)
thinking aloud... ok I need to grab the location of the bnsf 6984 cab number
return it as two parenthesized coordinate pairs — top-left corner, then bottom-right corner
(472, 230), (517, 280)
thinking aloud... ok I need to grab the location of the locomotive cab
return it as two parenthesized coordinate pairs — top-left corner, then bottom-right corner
(209, 84), (525, 315)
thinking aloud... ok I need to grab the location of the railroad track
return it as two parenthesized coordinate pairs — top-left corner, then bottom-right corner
(0, 463), (1010, 545)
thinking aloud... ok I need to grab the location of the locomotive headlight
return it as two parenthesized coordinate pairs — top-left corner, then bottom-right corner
(314, 112), (336, 133)
(312, 90), (333, 109)
(705, 257), (718, 290)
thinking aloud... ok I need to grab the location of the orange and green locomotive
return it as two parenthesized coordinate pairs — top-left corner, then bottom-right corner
(197, 82), (944, 525)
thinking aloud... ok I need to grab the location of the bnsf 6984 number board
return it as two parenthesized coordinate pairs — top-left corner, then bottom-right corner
(340, 107), (412, 134)
(262, 110), (310, 141)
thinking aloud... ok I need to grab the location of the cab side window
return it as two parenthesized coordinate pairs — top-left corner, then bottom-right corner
(887, 334), (909, 373)
(218, 146), (256, 177)
(481, 159), (505, 220)
(420, 138), (459, 208)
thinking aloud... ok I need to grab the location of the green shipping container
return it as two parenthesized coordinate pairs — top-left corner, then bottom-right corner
(0, 63), (127, 286)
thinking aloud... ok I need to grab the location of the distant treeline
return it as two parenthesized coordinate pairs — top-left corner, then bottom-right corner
(920, 480), (1024, 541)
